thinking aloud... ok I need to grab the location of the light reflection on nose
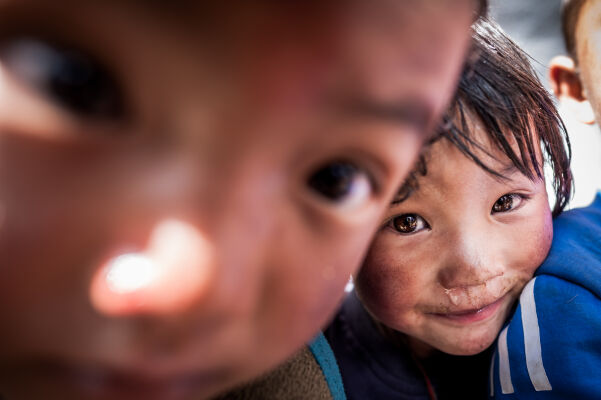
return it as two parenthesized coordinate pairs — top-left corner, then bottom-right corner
(90, 218), (216, 316)
(105, 253), (160, 294)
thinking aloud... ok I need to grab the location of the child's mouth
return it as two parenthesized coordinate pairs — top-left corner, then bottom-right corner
(432, 294), (506, 324)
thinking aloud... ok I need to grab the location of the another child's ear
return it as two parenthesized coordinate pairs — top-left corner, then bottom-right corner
(549, 55), (595, 125)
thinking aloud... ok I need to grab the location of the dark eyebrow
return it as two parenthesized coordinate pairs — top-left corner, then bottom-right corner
(500, 163), (520, 177)
(390, 151), (429, 205)
(341, 97), (434, 136)
(391, 180), (416, 205)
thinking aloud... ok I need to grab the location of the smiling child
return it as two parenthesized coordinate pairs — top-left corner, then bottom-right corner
(325, 18), (572, 400)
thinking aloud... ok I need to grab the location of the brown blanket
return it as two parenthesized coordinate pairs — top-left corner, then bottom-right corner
(214, 346), (333, 400)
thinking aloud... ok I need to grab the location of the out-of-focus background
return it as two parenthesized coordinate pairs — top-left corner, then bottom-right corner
(491, 0), (601, 209)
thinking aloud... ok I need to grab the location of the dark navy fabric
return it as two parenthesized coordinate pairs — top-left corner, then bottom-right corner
(325, 291), (491, 400)
(491, 192), (601, 399)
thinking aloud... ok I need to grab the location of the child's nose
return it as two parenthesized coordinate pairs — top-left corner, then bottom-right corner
(437, 231), (505, 291)
(89, 218), (216, 316)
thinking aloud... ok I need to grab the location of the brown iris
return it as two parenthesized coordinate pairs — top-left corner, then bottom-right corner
(393, 214), (418, 233)
(308, 161), (358, 201)
(493, 195), (513, 213)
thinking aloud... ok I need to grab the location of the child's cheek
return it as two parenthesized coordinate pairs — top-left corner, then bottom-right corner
(529, 210), (553, 273)
(355, 237), (421, 323)
(513, 208), (553, 288)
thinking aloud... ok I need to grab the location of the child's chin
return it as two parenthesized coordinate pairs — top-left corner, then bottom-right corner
(436, 334), (496, 356)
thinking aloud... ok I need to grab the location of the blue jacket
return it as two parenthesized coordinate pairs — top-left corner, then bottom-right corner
(490, 193), (601, 399)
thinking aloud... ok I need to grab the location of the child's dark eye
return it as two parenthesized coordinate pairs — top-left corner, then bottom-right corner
(491, 194), (524, 214)
(307, 161), (372, 206)
(0, 38), (125, 119)
(389, 213), (429, 234)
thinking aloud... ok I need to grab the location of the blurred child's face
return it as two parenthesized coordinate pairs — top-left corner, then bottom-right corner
(356, 121), (553, 357)
(0, 1), (473, 398)
(573, 0), (601, 123)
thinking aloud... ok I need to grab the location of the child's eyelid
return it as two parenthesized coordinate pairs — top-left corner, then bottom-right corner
(0, 64), (80, 139)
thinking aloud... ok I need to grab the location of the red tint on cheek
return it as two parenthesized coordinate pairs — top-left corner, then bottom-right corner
(355, 239), (418, 321)
(538, 212), (553, 264)
(521, 209), (553, 278)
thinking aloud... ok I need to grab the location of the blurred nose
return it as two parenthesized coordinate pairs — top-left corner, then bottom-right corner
(437, 227), (504, 291)
(90, 218), (216, 316)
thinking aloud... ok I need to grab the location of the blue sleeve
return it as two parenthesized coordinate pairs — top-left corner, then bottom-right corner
(490, 275), (601, 399)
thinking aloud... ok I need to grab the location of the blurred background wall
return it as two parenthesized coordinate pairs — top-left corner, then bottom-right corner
(491, 0), (601, 209)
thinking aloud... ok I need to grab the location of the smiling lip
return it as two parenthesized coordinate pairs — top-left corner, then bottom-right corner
(431, 295), (506, 324)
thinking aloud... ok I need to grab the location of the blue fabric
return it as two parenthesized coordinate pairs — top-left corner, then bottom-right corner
(491, 192), (601, 399)
(309, 332), (347, 400)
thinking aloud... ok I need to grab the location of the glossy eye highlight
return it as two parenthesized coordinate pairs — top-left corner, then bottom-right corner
(0, 38), (125, 119)
(491, 194), (525, 214)
(307, 161), (372, 207)
(390, 213), (429, 234)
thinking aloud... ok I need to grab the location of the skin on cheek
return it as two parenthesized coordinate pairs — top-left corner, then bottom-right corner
(355, 240), (418, 324)
(519, 198), (553, 274)
(527, 210), (553, 273)
(492, 199), (553, 319)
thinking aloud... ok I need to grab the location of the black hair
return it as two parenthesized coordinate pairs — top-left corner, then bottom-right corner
(397, 18), (572, 217)
(476, 0), (489, 20)
(561, 0), (586, 60)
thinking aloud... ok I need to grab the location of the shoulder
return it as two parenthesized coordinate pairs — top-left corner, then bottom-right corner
(536, 193), (601, 297)
(308, 332), (347, 400)
(325, 292), (429, 399)
(490, 276), (601, 399)
(214, 332), (346, 400)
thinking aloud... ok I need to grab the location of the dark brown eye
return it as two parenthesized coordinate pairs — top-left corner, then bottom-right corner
(0, 38), (125, 119)
(492, 194), (515, 213)
(307, 161), (372, 207)
(391, 213), (428, 234)
(308, 162), (357, 200)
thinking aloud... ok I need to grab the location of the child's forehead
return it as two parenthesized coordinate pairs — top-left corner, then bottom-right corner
(396, 119), (540, 204)
(429, 133), (522, 181)
(0, 0), (468, 126)
(0, 1), (466, 39)
(0, 2), (446, 67)
(0, 0), (472, 77)
(395, 148), (526, 211)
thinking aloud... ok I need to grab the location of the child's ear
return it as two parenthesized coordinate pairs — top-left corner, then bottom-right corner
(549, 55), (596, 124)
